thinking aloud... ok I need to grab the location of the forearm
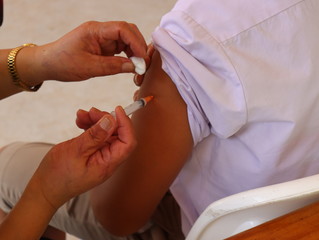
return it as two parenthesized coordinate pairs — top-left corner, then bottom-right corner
(0, 21), (149, 100)
(0, 46), (46, 100)
(0, 48), (22, 99)
(0, 177), (57, 240)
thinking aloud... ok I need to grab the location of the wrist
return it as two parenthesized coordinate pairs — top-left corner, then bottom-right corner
(12, 44), (45, 90)
(23, 175), (59, 214)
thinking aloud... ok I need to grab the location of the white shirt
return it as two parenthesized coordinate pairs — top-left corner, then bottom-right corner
(152, 0), (319, 235)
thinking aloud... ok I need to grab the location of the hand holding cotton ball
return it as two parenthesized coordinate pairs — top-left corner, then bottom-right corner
(130, 57), (146, 75)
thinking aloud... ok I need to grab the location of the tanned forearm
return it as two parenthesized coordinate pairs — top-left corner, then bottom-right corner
(0, 46), (46, 100)
(0, 49), (22, 99)
(0, 178), (57, 240)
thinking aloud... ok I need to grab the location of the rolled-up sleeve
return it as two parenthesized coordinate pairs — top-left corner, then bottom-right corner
(152, 10), (247, 145)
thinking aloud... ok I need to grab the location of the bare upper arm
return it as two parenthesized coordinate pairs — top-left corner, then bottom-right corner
(90, 50), (193, 236)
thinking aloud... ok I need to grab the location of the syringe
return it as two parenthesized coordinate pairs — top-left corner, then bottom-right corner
(111, 96), (154, 117)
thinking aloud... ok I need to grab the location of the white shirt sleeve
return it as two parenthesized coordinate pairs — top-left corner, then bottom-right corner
(152, 10), (247, 145)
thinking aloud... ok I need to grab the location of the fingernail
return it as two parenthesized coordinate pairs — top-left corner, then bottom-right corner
(122, 62), (135, 72)
(99, 116), (112, 131)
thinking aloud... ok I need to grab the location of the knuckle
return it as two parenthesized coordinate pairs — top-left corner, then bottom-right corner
(129, 23), (138, 30)
(116, 21), (130, 30)
(81, 21), (96, 28)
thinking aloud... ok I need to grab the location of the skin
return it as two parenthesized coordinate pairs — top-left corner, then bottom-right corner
(0, 107), (137, 240)
(0, 21), (148, 99)
(79, 50), (194, 236)
(0, 20), (147, 239)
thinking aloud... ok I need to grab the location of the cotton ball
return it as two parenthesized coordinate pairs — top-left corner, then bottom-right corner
(130, 57), (146, 75)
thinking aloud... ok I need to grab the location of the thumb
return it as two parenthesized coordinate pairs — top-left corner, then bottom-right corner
(75, 114), (116, 157)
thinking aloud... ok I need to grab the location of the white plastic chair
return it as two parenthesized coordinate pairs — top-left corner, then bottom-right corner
(185, 174), (319, 240)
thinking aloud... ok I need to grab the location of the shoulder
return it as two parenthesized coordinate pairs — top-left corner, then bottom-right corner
(161, 0), (302, 42)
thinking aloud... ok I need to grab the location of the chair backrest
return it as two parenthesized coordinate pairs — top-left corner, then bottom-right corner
(185, 174), (319, 240)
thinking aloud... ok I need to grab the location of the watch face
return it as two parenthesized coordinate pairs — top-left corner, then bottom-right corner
(0, 0), (3, 26)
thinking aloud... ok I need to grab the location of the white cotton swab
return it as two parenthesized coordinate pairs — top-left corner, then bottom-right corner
(130, 57), (146, 75)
